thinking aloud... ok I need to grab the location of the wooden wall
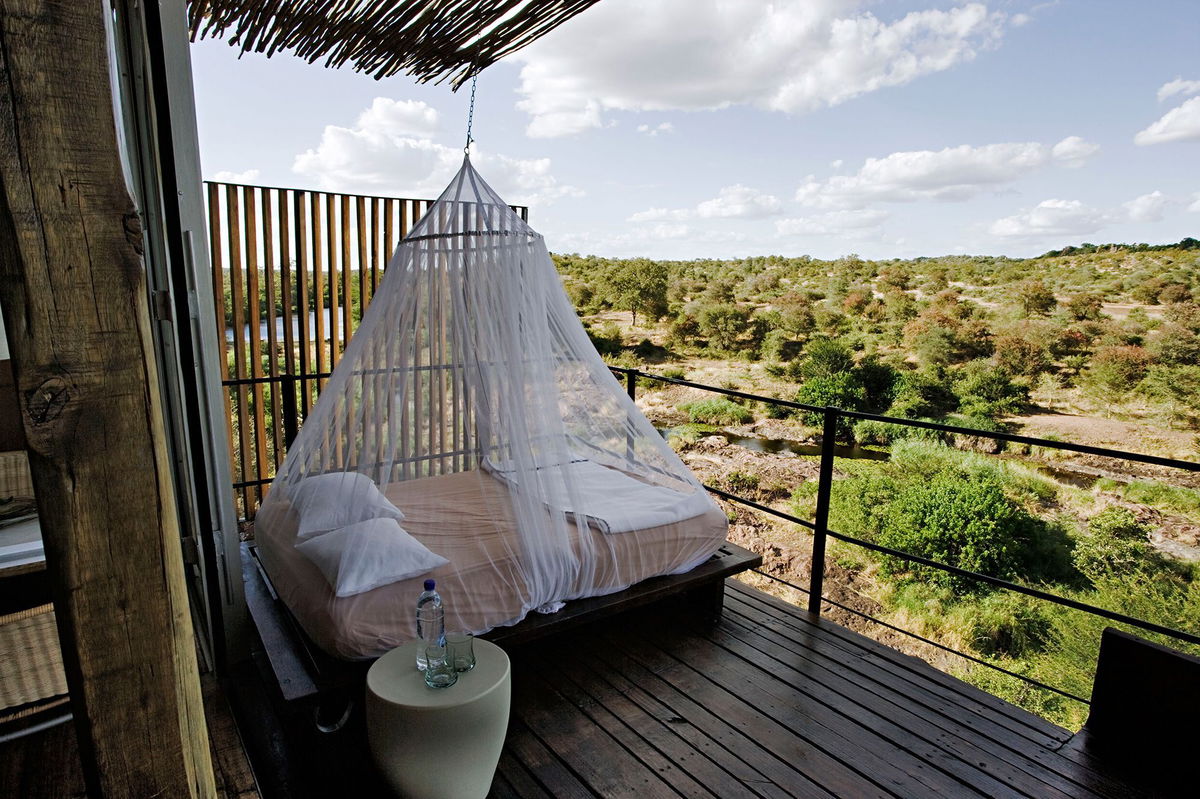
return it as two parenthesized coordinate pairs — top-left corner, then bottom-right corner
(0, 1), (214, 795)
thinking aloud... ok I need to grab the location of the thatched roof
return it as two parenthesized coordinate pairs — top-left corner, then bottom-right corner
(188, 1), (601, 88)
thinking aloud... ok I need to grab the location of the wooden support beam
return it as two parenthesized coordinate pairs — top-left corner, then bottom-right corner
(0, 1), (215, 796)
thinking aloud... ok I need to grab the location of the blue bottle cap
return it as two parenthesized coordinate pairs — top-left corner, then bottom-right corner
(424, 578), (436, 591)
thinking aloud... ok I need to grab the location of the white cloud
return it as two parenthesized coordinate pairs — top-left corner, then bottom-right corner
(1135, 96), (1200, 146)
(830, 159), (844, 170)
(797, 138), (1096, 209)
(1050, 135), (1100, 168)
(292, 98), (581, 206)
(696, 185), (782, 219)
(1011, 13), (1032, 27)
(552, 226), (746, 257)
(511, 0), (1008, 137)
(627, 207), (690, 223)
(989, 199), (1108, 238)
(1190, 192), (1200, 213)
(776, 209), (890, 236)
(1157, 78), (1200, 102)
(636, 122), (674, 137)
(1123, 191), (1170, 223)
(211, 168), (261, 183)
(629, 185), (781, 222)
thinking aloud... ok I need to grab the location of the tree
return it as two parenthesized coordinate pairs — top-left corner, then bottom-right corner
(1016, 279), (1057, 316)
(993, 332), (1050, 376)
(773, 291), (815, 336)
(1064, 292), (1104, 321)
(696, 303), (749, 350)
(602, 259), (669, 325)
(1082, 345), (1152, 401)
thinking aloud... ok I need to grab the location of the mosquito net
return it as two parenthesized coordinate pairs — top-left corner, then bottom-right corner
(253, 157), (727, 659)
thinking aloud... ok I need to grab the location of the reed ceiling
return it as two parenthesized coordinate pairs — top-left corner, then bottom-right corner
(188, 0), (602, 88)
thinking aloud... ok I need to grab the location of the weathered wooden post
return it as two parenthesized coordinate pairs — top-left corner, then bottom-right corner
(0, 1), (216, 796)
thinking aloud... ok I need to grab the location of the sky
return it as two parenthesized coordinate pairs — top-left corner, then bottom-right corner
(190, 0), (1200, 262)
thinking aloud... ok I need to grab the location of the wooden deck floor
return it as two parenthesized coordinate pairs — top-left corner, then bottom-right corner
(0, 674), (259, 799)
(6, 581), (1157, 797)
(490, 580), (1152, 799)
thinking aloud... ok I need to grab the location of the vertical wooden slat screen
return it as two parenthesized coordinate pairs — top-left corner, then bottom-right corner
(203, 179), (526, 520)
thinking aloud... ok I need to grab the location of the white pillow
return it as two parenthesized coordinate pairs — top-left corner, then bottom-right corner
(290, 472), (404, 541)
(296, 518), (448, 598)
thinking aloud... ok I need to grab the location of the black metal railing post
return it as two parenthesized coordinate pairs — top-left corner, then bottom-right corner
(282, 374), (299, 448)
(809, 407), (838, 615)
(625, 369), (637, 461)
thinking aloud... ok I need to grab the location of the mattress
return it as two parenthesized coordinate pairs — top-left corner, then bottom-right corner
(254, 469), (728, 660)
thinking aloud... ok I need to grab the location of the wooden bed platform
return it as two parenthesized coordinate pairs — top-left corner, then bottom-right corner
(241, 541), (762, 714)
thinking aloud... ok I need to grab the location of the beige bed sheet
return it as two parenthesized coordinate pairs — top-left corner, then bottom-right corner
(254, 469), (728, 660)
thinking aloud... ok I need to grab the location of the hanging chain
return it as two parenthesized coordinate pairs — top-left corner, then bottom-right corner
(464, 72), (478, 155)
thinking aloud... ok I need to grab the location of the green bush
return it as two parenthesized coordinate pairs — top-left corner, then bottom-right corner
(953, 360), (1028, 420)
(794, 372), (866, 437)
(1072, 507), (1154, 580)
(678, 398), (753, 425)
(888, 369), (958, 419)
(969, 592), (1051, 657)
(795, 337), (854, 380)
(877, 471), (1040, 592)
(827, 471), (900, 541)
(724, 470), (760, 493)
(660, 366), (687, 380)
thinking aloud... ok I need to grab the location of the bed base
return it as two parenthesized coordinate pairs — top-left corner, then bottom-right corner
(240, 541), (761, 728)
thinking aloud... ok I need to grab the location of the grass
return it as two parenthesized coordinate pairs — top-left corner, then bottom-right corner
(678, 397), (754, 425)
(1097, 478), (1200, 520)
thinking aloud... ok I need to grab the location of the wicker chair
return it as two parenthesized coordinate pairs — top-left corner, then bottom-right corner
(0, 449), (67, 727)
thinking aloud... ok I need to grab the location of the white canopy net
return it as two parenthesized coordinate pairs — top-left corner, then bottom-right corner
(254, 158), (726, 658)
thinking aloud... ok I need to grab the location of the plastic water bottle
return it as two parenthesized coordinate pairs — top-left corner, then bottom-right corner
(415, 578), (444, 670)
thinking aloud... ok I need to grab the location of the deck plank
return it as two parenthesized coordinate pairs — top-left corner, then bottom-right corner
(576, 635), (831, 799)
(529, 655), (749, 799)
(724, 582), (1147, 794)
(714, 605), (1089, 799)
(721, 594), (1135, 799)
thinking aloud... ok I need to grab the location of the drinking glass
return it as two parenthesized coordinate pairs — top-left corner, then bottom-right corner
(446, 632), (476, 672)
(423, 644), (457, 688)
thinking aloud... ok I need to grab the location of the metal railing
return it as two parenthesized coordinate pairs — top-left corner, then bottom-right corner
(608, 365), (1200, 703)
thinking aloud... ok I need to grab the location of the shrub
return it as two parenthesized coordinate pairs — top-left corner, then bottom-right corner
(724, 470), (760, 494)
(877, 471), (1040, 592)
(953, 360), (1029, 419)
(1064, 292), (1104, 321)
(696, 303), (750, 350)
(827, 471), (900, 541)
(660, 366), (687, 380)
(795, 337), (854, 380)
(678, 398), (753, 425)
(1072, 507), (1154, 580)
(857, 357), (900, 413)
(992, 333), (1050, 377)
(1016, 279), (1057, 316)
(969, 592), (1051, 658)
(794, 372), (866, 436)
(586, 321), (623, 355)
(1082, 345), (1152, 401)
(888, 369), (958, 419)
(1150, 324), (1200, 367)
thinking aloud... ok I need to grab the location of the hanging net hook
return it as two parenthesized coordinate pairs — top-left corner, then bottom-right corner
(464, 72), (479, 156)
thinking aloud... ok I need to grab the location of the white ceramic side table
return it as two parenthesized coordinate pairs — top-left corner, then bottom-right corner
(366, 638), (511, 798)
